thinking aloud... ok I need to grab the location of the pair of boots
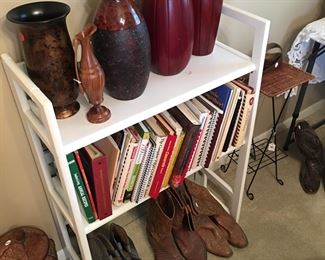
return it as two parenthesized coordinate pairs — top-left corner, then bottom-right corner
(147, 179), (248, 259)
(88, 223), (141, 260)
(294, 120), (325, 193)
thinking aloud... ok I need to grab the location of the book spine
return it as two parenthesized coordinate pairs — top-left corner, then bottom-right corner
(200, 111), (219, 166)
(124, 136), (149, 202)
(91, 156), (112, 219)
(145, 137), (166, 196)
(149, 134), (177, 198)
(191, 113), (212, 168)
(66, 153), (96, 223)
(222, 93), (243, 152)
(181, 126), (202, 180)
(232, 93), (254, 147)
(137, 142), (158, 202)
(131, 141), (152, 202)
(170, 126), (200, 186)
(162, 131), (185, 187)
(204, 113), (224, 168)
(74, 150), (98, 220)
(115, 142), (138, 205)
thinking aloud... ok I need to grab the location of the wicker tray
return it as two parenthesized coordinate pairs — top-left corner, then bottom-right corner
(261, 63), (314, 97)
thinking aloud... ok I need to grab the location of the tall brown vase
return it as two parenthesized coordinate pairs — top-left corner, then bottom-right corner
(73, 24), (111, 124)
(142, 0), (194, 76)
(92, 0), (151, 100)
(192, 0), (223, 56)
(6, 2), (80, 119)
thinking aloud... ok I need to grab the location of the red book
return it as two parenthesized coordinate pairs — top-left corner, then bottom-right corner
(74, 150), (98, 220)
(149, 115), (177, 198)
(79, 144), (112, 220)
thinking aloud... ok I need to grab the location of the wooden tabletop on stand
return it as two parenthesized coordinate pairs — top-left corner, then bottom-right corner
(261, 63), (315, 97)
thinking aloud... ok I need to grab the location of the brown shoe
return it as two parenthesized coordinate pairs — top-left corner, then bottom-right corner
(194, 215), (233, 257)
(146, 191), (183, 260)
(168, 189), (207, 260)
(184, 179), (248, 248)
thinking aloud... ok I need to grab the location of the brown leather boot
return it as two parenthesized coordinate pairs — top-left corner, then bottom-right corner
(146, 191), (183, 260)
(168, 189), (207, 260)
(194, 215), (233, 257)
(184, 179), (248, 248)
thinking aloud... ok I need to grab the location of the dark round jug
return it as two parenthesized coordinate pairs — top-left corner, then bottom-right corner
(92, 0), (151, 100)
(6, 1), (80, 119)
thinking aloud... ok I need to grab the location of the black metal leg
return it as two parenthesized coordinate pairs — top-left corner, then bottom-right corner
(246, 90), (292, 200)
(283, 42), (322, 150)
(272, 97), (284, 185)
(220, 151), (236, 172)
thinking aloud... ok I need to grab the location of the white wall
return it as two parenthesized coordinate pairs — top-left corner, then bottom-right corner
(0, 0), (323, 252)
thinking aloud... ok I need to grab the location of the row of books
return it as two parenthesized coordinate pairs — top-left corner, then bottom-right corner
(59, 79), (254, 223)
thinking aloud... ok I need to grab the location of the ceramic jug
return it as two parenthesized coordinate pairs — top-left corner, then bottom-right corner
(92, 0), (151, 100)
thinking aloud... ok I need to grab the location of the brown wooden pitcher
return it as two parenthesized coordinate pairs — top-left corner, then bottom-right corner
(73, 23), (111, 124)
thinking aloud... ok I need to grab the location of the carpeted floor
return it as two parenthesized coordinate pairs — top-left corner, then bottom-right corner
(116, 107), (325, 260)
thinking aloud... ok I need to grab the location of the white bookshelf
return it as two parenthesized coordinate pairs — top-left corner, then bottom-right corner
(1, 4), (269, 260)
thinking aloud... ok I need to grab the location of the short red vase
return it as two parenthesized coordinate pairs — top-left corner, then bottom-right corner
(192, 0), (223, 56)
(142, 0), (194, 76)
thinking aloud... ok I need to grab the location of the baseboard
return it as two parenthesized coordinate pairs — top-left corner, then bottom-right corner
(253, 98), (325, 142)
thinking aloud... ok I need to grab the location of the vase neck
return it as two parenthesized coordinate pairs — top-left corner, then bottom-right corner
(94, 0), (143, 31)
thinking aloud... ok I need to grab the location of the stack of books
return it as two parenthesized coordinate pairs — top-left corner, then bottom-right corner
(52, 79), (255, 223)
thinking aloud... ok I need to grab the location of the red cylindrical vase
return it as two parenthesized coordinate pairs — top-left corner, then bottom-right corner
(192, 0), (223, 56)
(142, 0), (194, 76)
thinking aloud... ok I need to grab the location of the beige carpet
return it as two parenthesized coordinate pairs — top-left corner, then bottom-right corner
(116, 107), (325, 260)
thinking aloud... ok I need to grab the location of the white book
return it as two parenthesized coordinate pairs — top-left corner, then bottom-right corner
(131, 141), (152, 202)
(197, 95), (222, 167)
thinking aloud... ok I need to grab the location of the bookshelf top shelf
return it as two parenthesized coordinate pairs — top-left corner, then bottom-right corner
(59, 42), (255, 153)
(9, 41), (255, 154)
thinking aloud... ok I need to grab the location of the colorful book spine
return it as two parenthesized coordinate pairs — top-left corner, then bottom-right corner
(131, 141), (152, 202)
(124, 123), (150, 202)
(66, 152), (96, 223)
(79, 145), (112, 220)
(149, 132), (177, 198)
(74, 150), (98, 220)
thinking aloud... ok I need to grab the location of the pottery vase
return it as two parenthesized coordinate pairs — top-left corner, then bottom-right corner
(73, 24), (111, 124)
(142, 0), (194, 76)
(6, 1), (80, 119)
(192, 0), (223, 56)
(92, 0), (151, 100)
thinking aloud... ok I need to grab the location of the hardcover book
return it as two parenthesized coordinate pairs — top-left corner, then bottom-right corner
(74, 150), (98, 220)
(160, 111), (185, 187)
(148, 114), (177, 198)
(93, 136), (120, 196)
(79, 145), (112, 220)
(168, 105), (201, 187)
(66, 152), (96, 223)
(213, 83), (241, 160)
